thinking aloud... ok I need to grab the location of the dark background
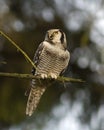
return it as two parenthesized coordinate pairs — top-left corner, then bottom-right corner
(0, 0), (104, 130)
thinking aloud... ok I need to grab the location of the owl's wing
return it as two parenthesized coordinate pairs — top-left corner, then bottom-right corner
(31, 42), (44, 75)
(25, 42), (44, 96)
(60, 65), (68, 76)
(60, 51), (70, 76)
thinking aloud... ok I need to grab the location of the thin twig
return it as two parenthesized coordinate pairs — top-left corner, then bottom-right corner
(0, 30), (36, 69)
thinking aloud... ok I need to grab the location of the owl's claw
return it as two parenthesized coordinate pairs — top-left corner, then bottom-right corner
(40, 74), (48, 79)
(49, 73), (58, 79)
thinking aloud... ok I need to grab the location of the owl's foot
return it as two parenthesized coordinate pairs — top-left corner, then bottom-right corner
(49, 73), (57, 79)
(40, 74), (48, 79)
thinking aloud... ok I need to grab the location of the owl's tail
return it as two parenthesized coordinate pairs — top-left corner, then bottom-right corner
(26, 85), (46, 116)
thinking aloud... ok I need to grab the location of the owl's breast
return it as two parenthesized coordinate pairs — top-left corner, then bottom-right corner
(36, 51), (69, 76)
(35, 41), (70, 76)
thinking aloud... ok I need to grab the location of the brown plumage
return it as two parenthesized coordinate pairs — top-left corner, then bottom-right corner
(26, 29), (70, 116)
(26, 81), (46, 116)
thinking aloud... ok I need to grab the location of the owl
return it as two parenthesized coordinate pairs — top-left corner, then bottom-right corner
(26, 29), (70, 116)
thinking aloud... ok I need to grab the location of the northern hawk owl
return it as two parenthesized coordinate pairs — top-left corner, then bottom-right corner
(26, 29), (70, 116)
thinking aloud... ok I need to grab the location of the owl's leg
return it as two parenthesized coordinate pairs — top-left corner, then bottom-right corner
(40, 73), (58, 79)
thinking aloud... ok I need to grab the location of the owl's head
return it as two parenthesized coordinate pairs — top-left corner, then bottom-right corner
(45, 29), (67, 49)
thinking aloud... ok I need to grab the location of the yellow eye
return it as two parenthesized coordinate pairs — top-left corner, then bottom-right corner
(49, 34), (53, 39)
(49, 31), (59, 40)
(53, 31), (58, 35)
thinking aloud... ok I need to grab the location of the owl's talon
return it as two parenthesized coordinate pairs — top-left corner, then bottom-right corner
(49, 73), (57, 79)
(40, 74), (48, 79)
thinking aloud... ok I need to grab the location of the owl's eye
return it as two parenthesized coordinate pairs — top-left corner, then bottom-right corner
(49, 31), (59, 40)
(49, 34), (53, 40)
(53, 31), (58, 35)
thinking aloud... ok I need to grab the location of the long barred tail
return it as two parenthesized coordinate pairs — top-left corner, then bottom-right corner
(26, 82), (46, 116)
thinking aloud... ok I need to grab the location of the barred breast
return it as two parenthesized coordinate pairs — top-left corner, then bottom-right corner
(35, 41), (70, 77)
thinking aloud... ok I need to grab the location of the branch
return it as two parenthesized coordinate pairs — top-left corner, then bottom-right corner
(0, 31), (84, 83)
(0, 30), (36, 69)
(0, 72), (84, 83)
